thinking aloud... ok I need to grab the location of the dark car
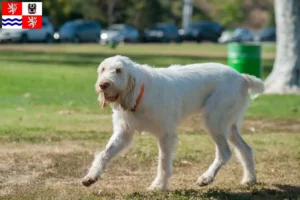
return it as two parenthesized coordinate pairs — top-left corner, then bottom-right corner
(143, 23), (180, 43)
(100, 24), (139, 44)
(255, 27), (276, 42)
(179, 21), (222, 42)
(59, 20), (101, 43)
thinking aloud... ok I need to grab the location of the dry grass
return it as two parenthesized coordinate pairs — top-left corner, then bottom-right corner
(0, 118), (300, 200)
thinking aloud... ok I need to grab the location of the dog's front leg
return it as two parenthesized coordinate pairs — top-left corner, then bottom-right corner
(82, 129), (133, 187)
(148, 133), (177, 191)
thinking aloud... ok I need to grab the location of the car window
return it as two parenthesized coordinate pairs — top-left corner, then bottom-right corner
(206, 24), (219, 33)
(78, 22), (94, 30)
(170, 26), (177, 32)
(108, 25), (123, 31)
(149, 25), (158, 29)
(259, 28), (275, 36)
(158, 24), (177, 33)
(162, 26), (169, 32)
(148, 27), (162, 32)
(189, 22), (221, 32)
(191, 24), (199, 29)
(123, 26), (130, 32)
(60, 22), (76, 31)
(91, 23), (100, 29)
(126, 25), (135, 31)
(234, 29), (244, 36)
(109, 27), (121, 31)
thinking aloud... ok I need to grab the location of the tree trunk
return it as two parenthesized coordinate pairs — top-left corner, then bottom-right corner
(182, 0), (193, 31)
(107, 0), (117, 26)
(264, 0), (300, 94)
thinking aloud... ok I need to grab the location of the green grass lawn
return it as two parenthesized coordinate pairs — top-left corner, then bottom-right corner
(0, 43), (299, 200)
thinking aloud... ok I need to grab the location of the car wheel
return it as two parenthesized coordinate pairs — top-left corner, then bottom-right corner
(95, 35), (100, 43)
(196, 36), (203, 43)
(212, 38), (218, 43)
(175, 37), (182, 43)
(20, 34), (28, 43)
(45, 34), (53, 43)
(131, 38), (138, 43)
(73, 36), (80, 43)
(161, 37), (169, 43)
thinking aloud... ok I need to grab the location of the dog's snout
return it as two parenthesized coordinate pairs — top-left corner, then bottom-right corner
(99, 81), (110, 90)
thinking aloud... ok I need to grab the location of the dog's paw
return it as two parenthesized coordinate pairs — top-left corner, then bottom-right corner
(147, 185), (167, 191)
(241, 177), (256, 186)
(82, 175), (98, 187)
(196, 175), (214, 187)
(147, 182), (167, 191)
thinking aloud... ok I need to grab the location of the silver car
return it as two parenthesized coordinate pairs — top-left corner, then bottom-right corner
(100, 24), (139, 44)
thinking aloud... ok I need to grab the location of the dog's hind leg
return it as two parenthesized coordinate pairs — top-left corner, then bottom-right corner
(227, 95), (256, 185)
(196, 125), (232, 186)
(197, 92), (234, 186)
(229, 124), (256, 185)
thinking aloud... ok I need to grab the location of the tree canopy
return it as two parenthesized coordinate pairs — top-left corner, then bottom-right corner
(0, 0), (275, 29)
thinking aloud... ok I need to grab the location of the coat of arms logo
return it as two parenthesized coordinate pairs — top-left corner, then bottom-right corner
(28, 3), (36, 14)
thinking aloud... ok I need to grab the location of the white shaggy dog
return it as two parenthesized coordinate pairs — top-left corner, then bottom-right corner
(82, 55), (264, 190)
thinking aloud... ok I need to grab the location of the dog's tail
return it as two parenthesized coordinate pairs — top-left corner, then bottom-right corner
(242, 74), (265, 99)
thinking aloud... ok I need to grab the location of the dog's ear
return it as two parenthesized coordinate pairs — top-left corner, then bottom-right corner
(120, 75), (136, 110)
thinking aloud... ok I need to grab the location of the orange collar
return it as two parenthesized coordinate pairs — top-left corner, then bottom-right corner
(130, 84), (145, 112)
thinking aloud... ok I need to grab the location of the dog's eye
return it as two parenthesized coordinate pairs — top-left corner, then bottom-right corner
(115, 68), (121, 74)
(101, 68), (105, 73)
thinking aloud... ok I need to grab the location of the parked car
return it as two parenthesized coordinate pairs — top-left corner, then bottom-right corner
(179, 21), (222, 42)
(218, 29), (234, 43)
(254, 27), (276, 42)
(143, 23), (180, 43)
(0, 16), (54, 43)
(228, 28), (254, 43)
(100, 24), (139, 44)
(59, 20), (101, 43)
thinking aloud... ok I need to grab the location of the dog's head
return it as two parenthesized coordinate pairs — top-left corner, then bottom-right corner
(28, 3), (36, 14)
(95, 55), (141, 110)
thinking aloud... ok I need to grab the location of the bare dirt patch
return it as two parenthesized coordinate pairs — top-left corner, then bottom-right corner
(179, 115), (300, 134)
(0, 133), (299, 199)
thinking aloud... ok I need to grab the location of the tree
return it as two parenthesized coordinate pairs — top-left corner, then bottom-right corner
(211, 0), (245, 27)
(264, 0), (300, 94)
(123, 0), (164, 29)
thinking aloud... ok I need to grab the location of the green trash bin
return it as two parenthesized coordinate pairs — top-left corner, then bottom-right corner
(228, 43), (262, 78)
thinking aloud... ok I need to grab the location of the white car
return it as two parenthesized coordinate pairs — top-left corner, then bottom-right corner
(218, 30), (234, 43)
(0, 17), (54, 43)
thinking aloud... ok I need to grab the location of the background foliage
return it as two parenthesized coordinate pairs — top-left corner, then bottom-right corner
(0, 0), (275, 29)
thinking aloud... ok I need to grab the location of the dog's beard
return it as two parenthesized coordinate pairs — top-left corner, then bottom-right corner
(98, 91), (119, 108)
(103, 92), (119, 102)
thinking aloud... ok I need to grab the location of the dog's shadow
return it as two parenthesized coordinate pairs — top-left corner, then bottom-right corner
(126, 184), (300, 200)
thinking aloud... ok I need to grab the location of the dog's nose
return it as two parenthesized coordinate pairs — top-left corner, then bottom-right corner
(99, 81), (110, 90)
